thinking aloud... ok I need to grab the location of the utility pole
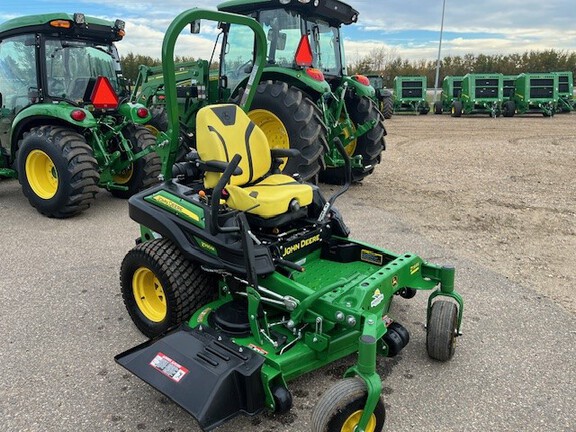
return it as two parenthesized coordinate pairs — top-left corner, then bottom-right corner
(433, 0), (447, 101)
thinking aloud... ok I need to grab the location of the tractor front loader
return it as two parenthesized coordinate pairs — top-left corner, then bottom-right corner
(0, 13), (160, 217)
(115, 8), (464, 432)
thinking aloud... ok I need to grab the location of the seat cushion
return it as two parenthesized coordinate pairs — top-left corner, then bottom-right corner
(225, 174), (313, 219)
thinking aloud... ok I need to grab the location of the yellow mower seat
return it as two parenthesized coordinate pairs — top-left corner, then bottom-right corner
(196, 104), (313, 219)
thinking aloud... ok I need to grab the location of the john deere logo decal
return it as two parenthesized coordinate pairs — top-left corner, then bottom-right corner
(392, 276), (399, 288)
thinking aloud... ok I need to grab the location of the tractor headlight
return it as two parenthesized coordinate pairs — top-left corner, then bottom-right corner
(115, 19), (126, 30)
(279, 0), (291, 4)
(298, 0), (312, 3)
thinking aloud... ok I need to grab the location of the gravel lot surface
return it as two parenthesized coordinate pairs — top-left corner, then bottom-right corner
(0, 112), (574, 432)
(374, 113), (576, 314)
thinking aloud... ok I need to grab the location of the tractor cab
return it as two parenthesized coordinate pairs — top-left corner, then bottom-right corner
(0, 13), (126, 120)
(218, 0), (367, 91)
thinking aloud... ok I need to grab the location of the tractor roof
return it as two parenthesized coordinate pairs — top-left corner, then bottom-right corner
(0, 12), (125, 43)
(218, 0), (359, 26)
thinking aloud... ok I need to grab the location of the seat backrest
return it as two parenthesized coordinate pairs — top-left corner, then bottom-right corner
(196, 104), (271, 189)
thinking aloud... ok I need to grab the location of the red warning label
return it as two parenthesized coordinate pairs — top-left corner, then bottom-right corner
(150, 352), (189, 383)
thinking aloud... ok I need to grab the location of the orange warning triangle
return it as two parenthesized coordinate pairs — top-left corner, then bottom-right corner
(91, 76), (119, 109)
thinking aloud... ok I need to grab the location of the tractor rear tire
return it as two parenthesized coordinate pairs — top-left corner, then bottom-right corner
(248, 81), (326, 182)
(16, 126), (99, 218)
(120, 238), (218, 338)
(381, 96), (393, 119)
(321, 95), (385, 184)
(110, 125), (161, 199)
(146, 105), (169, 136)
(311, 378), (385, 432)
(426, 300), (458, 361)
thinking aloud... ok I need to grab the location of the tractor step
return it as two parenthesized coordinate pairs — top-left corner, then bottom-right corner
(115, 324), (266, 431)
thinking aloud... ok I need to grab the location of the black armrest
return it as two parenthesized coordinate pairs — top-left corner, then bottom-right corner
(270, 148), (301, 159)
(198, 159), (243, 176)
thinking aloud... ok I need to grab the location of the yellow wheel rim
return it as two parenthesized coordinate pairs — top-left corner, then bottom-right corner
(341, 115), (358, 157)
(113, 164), (134, 184)
(249, 109), (289, 169)
(132, 267), (167, 322)
(145, 124), (161, 137)
(341, 410), (376, 432)
(25, 149), (58, 199)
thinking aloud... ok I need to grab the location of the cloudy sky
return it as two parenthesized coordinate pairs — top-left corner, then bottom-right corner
(1, 0), (574, 63)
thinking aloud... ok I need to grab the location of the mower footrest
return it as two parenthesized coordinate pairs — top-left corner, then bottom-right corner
(115, 325), (266, 431)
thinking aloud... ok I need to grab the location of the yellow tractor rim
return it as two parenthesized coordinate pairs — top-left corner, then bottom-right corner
(25, 149), (58, 199)
(132, 267), (167, 322)
(341, 115), (358, 157)
(145, 124), (161, 137)
(249, 109), (289, 169)
(341, 410), (376, 432)
(113, 165), (134, 184)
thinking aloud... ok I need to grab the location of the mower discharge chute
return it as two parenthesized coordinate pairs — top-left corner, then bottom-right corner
(115, 8), (464, 432)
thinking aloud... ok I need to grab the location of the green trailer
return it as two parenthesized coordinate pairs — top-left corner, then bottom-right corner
(503, 73), (559, 117)
(450, 73), (503, 117)
(433, 75), (463, 114)
(552, 71), (575, 113)
(392, 76), (430, 114)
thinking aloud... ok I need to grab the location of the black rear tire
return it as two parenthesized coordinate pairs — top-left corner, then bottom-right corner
(110, 125), (161, 199)
(503, 101), (515, 117)
(381, 96), (393, 119)
(120, 238), (218, 338)
(321, 95), (386, 184)
(451, 101), (463, 117)
(434, 101), (443, 114)
(16, 126), (99, 218)
(248, 81), (326, 182)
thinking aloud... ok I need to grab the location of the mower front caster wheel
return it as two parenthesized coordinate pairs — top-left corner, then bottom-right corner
(426, 300), (458, 361)
(311, 378), (385, 432)
(120, 238), (217, 338)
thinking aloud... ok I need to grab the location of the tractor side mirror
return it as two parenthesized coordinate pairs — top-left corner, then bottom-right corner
(190, 20), (201, 34)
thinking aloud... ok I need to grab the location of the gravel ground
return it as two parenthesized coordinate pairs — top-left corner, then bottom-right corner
(360, 112), (576, 314)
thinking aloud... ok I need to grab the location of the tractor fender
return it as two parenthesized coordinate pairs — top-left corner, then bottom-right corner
(341, 75), (376, 98)
(117, 102), (152, 124)
(232, 67), (331, 104)
(10, 104), (96, 154)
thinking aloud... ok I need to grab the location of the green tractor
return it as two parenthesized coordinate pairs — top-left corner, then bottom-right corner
(366, 74), (393, 119)
(392, 76), (430, 114)
(433, 75), (463, 114)
(503, 73), (559, 117)
(115, 8), (464, 432)
(216, 0), (386, 184)
(0, 13), (160, 217)
(450, 73), (504, 118)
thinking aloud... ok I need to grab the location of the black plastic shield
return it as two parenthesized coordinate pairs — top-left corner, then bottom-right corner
(115, 325), (266, 431)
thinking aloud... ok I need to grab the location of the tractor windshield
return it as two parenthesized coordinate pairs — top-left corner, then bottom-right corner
(45, 39), (121, 102)
(257, 9), (343, 75)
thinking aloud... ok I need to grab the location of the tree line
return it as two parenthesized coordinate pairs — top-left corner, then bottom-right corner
(348, 48), (576, 88)
(120, 48), (576, 88)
